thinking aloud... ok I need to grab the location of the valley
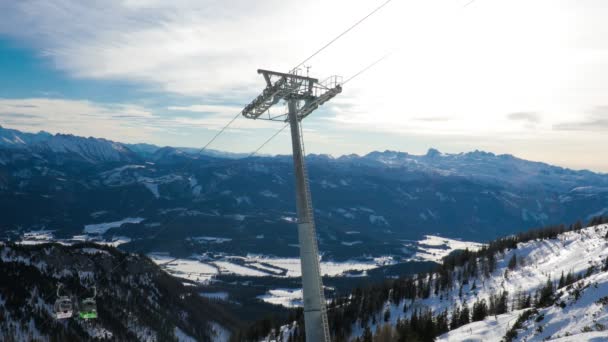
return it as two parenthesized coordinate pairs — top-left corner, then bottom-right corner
(1, 126), (608, 341)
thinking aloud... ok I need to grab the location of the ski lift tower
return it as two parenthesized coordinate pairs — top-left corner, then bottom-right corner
(241, 69), (342, 342)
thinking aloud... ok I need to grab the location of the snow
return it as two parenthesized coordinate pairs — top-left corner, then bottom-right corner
(188, 176), (202, 196)
(341, 241), (363, 246)
(22, 230), (54, 240)
(410, 235), (484, 263)
(260, 190), (279, 198)
(281, 216), (297, 223)
(514, 267), (608, 341)
(210, 322), (230, 342)
(150, 252), (397, 284)
(199, 292), (229, 300)
(245, 256), (388, 278)
(102, 236), (132, 247)
(212, 261), (270, 277)
(235, 196), (251, 205)
(174, 327), (197, 342)
(84, 326), (114, 339)
(144, 182), (160, 198)
(437, 311), (521, 342)
(80, 247), (111, 255)
(84, 217), (144, 234)
(258, 288), (303, 308)
(548, 332), (608, 341)
(369, 215), (389, 226)
(189, 236), (232, 244)
(148, 254), (218, 284)
(248, 262), (284, 275)
(18, 230), (55, 244)
(351, 224), (608, 342)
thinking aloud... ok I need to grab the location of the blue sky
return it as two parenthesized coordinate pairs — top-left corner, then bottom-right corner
(0, 0), (606, 172)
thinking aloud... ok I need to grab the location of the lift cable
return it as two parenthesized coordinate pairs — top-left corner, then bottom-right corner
(342, 0), (478, 85)
(246, 123), (290, 158)
(343, 50), (394, 85)
(290, 0), (394, 73)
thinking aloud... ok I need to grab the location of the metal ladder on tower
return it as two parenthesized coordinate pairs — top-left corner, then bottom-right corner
(299, 125), (331, 342)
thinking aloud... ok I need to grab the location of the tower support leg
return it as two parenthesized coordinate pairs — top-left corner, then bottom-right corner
(287, 99), (330, 342)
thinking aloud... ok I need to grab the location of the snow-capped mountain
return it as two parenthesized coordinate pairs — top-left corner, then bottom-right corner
(0, 125), (137, 163)
(1, 125), (608, 260)
(358, 149), (608, 193)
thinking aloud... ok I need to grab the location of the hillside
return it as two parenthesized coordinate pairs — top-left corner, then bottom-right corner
(2, 125), (608, 262)
(258, 218), (608, 341)
(0, 242), (238, 341)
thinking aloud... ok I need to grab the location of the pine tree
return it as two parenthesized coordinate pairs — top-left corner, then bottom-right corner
(383, 309), (391, 322)
(435, 309), (449, 335)
(459, 304), (470, 327)
(558, 271), (565, 288)
(508, 254), (517, 270)
(537, 278), (554, 307)
(450, 306), (461, 330)
(472, 299), (488, 322)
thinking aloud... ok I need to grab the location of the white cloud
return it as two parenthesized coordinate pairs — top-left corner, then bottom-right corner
(0, 98), (159, 141)
(167, 104), (243, 116)
(0, 0), (607, 170)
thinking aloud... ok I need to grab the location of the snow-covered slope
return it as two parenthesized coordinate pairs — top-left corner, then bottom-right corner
(267, 223), (608, 342)
(376, 224), (608, 341)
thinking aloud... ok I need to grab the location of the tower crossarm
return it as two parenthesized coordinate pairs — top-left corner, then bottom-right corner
(296, 84), (342, 120)
(241, 69), (342, 122)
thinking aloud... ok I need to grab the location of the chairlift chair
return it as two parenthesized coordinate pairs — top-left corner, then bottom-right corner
(79, 286), (98, 320)
(53, 284), (73, 319)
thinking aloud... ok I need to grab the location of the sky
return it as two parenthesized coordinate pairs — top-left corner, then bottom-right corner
(0, 0), (606, 172)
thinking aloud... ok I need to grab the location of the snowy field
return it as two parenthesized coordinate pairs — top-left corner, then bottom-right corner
(17, 230), (55, 245)
(84, 217), (144, 234)
(437, 311), (521, 342)
(149, 253), (397, 284)
(408, 235), (484, 263)
(257, 288), (303, 308)
(148, 253), (218, 283)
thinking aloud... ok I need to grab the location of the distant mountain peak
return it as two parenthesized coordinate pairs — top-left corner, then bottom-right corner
(0, 125), (137, 163)
(425, 148), (442, 158)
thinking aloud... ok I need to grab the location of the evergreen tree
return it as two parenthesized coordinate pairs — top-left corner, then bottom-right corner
(383, 309), (390, 323)
(435, 309), (449, 335)
(459, 304), (470, 327)
(450, 306), (461, 330)
(508, 254), (517, 270)
(537, 278), (554, 307)
(472, 299), (488, 322)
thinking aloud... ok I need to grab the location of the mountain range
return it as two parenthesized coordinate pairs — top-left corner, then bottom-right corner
(1, 125), (607, 261)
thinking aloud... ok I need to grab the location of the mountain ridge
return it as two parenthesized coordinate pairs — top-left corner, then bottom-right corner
(1, 125), (605, 176)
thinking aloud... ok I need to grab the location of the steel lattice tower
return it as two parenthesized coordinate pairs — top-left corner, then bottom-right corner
(241, 69), (342, 342)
